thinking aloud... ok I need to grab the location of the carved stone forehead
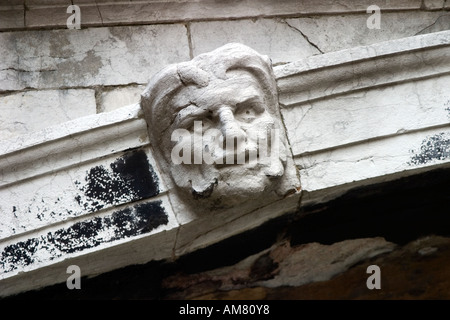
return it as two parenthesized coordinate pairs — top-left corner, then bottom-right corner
(170, 72), (262, 113)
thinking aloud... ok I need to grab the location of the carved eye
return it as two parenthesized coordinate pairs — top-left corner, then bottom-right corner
(200, 116), (214, 131)
(235, 103), (262, 123)
(185, 116), (214, 133)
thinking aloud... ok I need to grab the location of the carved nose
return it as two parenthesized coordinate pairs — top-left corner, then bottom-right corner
(218, 107), (245, 140)
(217, 107), (246, 164)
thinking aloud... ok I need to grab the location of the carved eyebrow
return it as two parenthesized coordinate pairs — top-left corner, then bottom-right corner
(235, 95), (264, 111)
(173, 104), (210, 128)
(238, 94), (259, 104)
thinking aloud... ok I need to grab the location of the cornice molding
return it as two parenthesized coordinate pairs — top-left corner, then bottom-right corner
(275, 30), (450, 109)
(0, 103), (148, 188)
(1, 0), (436, 31)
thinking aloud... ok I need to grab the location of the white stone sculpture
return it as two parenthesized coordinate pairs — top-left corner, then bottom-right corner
(141, 43), (294, 209)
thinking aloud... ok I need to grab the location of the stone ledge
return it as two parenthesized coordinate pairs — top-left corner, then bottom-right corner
(0, 103), (148, 186)
(273, 31), (450, 205)
(0, 89), (96, 142)
(0, 0), (429, 31)
(276, 31), (450, 154)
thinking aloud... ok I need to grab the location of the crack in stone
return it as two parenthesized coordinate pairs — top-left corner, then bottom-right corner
(415, 13), (450, 35)
(282, 19), (324, 54)
(95, 0), (104, 26)
(185, 23), (194, 60)
(1, 67), (57, 73)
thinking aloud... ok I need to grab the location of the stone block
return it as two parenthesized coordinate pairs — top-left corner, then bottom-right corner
(99, 85), (145, 113)
(0, 24), (190, 91)
(190, 18), (320, 65)
(417, 14), (450, 35)
(0, 89), (96, 141)
(284, 11), (448, 54)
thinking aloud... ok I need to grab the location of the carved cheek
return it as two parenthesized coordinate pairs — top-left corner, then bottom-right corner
(244, 113), (275, 139)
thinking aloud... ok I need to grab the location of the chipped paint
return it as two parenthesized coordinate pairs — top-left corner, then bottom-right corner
(1, 148), (161, 239)
(408, 132), (450, 166)
(76, 149), (160, 212)
(0, 200), (168, 274)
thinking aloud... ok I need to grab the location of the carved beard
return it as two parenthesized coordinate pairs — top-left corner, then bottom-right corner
(169, 135), (287, 207)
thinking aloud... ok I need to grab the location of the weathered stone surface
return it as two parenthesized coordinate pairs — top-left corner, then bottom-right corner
(0, 1), (24, 5)
(0, 139), (177, 297)
(0, 82), (301, 298)
(423, 0), (447, 10)
(282, 75), (450, 155)
(261, 238), (395, 288)
(0, 103), (149, 185)
(28, 0), (424, 12)
(417, 14), (450, 35)
(297, 126), (450, 200)
(96, 0), (423, 27)
(275, 30), (450, 204)
(99, 85), (145, 113)
(0, 147), (163, 239)
(0, 194), (179, 298)
(0, 25), (190, 91)
(190, 19), (320, 65)
(0, 89), (96, 141)
(174, 193), (301, 257)
(275, 30), (450, 112)
(4, 0), (422, 32)
(284, 11), (449, 54)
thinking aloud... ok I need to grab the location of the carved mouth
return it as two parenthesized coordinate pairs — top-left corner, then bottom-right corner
(214, 149), (259, 168)
(190, 178), (218, 199)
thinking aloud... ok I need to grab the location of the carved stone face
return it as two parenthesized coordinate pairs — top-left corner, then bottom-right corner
(142, 43), (287, 208)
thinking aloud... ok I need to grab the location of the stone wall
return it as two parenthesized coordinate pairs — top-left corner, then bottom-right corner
(1, 0), (449, 141)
